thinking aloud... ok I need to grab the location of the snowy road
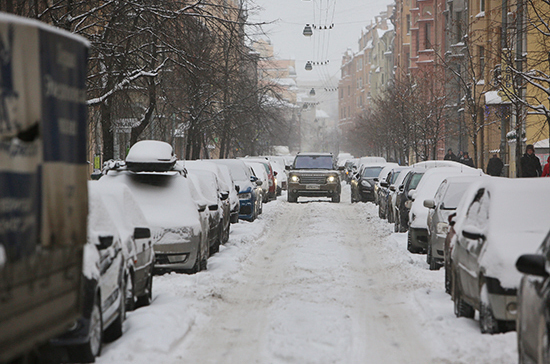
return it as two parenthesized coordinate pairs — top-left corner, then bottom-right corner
(97, 184), (517, 364)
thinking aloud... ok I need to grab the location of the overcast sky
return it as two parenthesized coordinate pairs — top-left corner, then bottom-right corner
(248, 0), (393, 86)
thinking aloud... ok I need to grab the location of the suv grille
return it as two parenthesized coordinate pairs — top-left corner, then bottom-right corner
(300, 175), (326, 184)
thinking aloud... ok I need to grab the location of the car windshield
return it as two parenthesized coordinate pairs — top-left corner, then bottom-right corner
(409, 173), (424, 189)
(362, 167), (383, 178)
(390, 171), (401, 184)
(294, 155), (334, 169)
(442, 182), (471, 209)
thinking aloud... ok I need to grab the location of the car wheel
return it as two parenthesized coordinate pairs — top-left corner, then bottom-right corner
(68, 295), (103, 363)
(453, 276), (475, 319)
(407, 232), (420, 253)
(125, 272), (136, 311)
(480, 284), (503, 334)
(136, 271), (153, 308)
(331, 194), (340, 203)
(190, 249), (202, 274)
(104, 276), (126, 342)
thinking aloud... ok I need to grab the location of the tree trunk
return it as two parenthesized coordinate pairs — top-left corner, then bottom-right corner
(100, 102), (114, 161)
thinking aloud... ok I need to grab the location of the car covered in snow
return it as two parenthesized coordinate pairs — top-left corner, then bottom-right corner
(424, 174), (487, 270)
(351, 164), (385, 203)
(50, 186), (128, 363)
(101, 141), (209, 274)
(245, 161), (269, 203)
(373, 163), (399, 208)
(407, 166), (483, 254)
(379, 166), (409, 220)
(287, 153), (343, 203)
(88, 182), (155, 310)
(241, 157), (277, 201)
(451, 178), (550, 334)
(212, 159), (263, 221)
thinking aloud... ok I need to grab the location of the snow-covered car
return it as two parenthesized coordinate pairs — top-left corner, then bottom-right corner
(451, 178), (550, 334)
(373, 163), (399, 208)
(50, 188), (128, 363)
(357, 156), (387, 170)
(101, 141), (209, 274)
(387, 167), (412, 224)
(516, 230), (550, 362)
(264, 156), (287, 194)
(216, 163), (240, 224)
(185, 160), (232, 242)
(424, 174), (487, 270)
(212, 159), (263, 221)
(379, 166), (409, 220)
(186, 168), (224, 255)
(407, 166), (484, 254)
(241, 157), (277, 201)
(245, 161), (269, 203)
(350, 164), (384, 203)
(88, 182), (155, 310)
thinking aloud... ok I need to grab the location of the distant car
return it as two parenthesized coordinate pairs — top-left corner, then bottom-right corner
(516, 230), (550, 363)
(101, 141), (209, 274)
(241, 157), (277, 201)
(451, 178), (550, 334)
(286, 152), (343, 203)
(351, 164), (384, 203)
(379, 166), (409, 220)
(245, 161), (269, 203)
(373, 163), (399, 211)
(424, 175), (486, 270)
(50, 188), (128, 363)
(214, 163), (240, 224)
(186, 168), (225, 255)
(407, 167), (483, 254)
(89, 182), (155, 310)
(388, 167), (412, 225)
(212, 159), (263, 221)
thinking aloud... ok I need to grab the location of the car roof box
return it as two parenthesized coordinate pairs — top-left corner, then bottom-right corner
(126, 140), (177, 172)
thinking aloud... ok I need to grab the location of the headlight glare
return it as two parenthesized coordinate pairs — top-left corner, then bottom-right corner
(291, 175), (300, 183)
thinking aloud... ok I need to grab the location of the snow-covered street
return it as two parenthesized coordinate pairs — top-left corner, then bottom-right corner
(97, 184), (517, 364)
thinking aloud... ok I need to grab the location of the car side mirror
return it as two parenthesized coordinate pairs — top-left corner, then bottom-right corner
(250, 176), (258, 182)
(97, 235), (114, 250)
(423, 199), (435, 209)
(220, 192), (229, 200)
(398, 184), (404, 192)
(408, 189), (416, 200)
(285, 165), (291, 170)
(373, 178), (379, 182)
(134, 227), (151, 240)
(390, 185), (396, 191)
(380, 181), (389, 188)
(516, 254), (549, 277)
(274, 171), (278, 176)
(209, 204), (219, 211)
(197, 202), (207, 212)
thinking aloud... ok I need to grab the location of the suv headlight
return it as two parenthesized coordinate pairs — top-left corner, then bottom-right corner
(239, 192), (252, 200)
(290, 175), (300, 183)
(361, 180), (371, 187)
(327, 175), (337, 183)
(436, 222), (449, 234)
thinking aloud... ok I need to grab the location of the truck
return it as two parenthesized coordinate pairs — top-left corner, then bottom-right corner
(0, 13), (89, 363)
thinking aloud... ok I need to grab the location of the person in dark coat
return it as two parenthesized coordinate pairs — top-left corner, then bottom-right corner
(520, 144), (542, 177)
(460, 152), (475, 168)
(444, 148), (457, 161)
(486, 154), (504, 176)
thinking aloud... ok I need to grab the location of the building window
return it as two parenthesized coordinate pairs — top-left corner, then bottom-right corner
(479, 46), (485, 79)
(358, 58), (363, 70)
(406, 14), (411, 34)
(406, 52), (410, 68)
(480, 0), (485, 12)
(348, 85), (351, 95)
(456, 12), (463, 43)
(425, 22), (432, 48)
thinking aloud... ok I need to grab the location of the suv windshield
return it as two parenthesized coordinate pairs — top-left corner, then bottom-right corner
(294, 155), (334, 169)
(362, 167), (383, 178)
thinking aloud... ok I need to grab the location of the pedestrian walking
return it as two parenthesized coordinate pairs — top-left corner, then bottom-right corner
(542, 156), (550, 177)
(486, 154), (504, 176)
(444, 148), (457, 161)
(520, 144), (542, 177)
(460, 152), (475, 168)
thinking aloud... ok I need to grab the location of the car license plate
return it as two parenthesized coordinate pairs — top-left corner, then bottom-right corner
(306, 184), (320, 190)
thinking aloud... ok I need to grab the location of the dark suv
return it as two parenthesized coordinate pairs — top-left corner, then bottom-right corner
(286, 153), (343, 203)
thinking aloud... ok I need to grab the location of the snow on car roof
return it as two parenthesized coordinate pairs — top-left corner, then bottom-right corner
(185, 160), (230, 192)
(126, 140), (176, 164)
(411, 160), (470, 170)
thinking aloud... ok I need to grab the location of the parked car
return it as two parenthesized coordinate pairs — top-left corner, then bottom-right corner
(388, 167), (412, 225)
(350, 164), (385, 202)
(394, 160), (470, 233)
(407, 167), (483, 254)
(89, 182), (155, 310)
(241, 157), (277, 201)
(286, 152), (343, 203)
(50, 187), (128, 363)
(357, 156), (387, 169)
(379, 166), (409, 221)
(424, 175), (486, 270)
(516, 230), (550, 363)
(245, 161), (269, 203)
(213, 159), (263, 221)
(214, 163), (240, 224)
(344, 159), (359, 184)
(373, 163), (399, 209)
(185, 160), (232, 242)
(186, 168), (224, 255)
(101, 141), (209, 274)
(265, 156), (287, 194)
(451, 178), (550, 334)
